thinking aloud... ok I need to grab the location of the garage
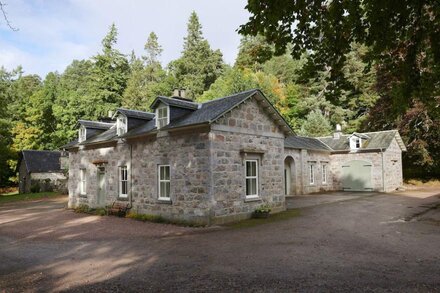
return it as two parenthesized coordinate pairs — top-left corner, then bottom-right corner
(342, 160), (373, 191)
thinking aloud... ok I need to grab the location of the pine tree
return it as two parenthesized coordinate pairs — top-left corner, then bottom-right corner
(235, 35), (273, 71)
(298, 110), (333, 137)
(91, 23), (130, 116)
(169, 11), (224, 99)
(122, 33), (173, 110)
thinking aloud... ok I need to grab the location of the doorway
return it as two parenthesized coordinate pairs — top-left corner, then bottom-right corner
(284, 156), (296, 196)
(97, 166), (106, 206)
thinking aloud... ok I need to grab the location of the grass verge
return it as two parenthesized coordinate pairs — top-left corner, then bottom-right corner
(126, 212), (206, 227)
(0, 191), (62, 204)
(226, 208), (301, 229)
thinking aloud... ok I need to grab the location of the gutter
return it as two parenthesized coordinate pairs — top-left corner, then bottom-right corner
(381, 148), (385, 192)
(129, 144), (133, 209)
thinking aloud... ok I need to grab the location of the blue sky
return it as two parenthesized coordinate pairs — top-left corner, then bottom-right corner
(0, 0), (250, 77)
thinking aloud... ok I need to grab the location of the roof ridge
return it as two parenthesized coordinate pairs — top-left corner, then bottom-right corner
(117, 108), (154, 114)
(157, 96), (200, 105)
(78, 119), (114, 125)
(201, 89), (259, 105)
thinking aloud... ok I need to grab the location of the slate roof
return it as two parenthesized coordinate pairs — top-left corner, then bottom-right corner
(79, 127), (118, 145)
(19, 150), (62, 173)
(64, 89), (293, 147)
(122, 119), (156, 138)
(78, 120), (114, 130)
(285, 136), (332, 152)
(150, 96), (200, 110)
(160, 89), (259, 130)
(116, 108), (154, 120)
(318, 130), (406, 151)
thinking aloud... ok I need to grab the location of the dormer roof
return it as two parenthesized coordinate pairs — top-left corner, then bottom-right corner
(349, 132), (370, 139)
(115, 108), (154, 120)
(318, 130), (406, 152)
(77, 120), (114, 130)
(150, 96), (200, 110)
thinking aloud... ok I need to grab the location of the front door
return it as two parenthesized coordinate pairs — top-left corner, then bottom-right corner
(97, 167), (106, 206)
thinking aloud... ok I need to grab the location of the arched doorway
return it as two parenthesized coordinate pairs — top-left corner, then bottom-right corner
(284, 156), (296, 196)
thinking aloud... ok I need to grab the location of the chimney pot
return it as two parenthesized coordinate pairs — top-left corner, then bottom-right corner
(333, 124), (342, 139)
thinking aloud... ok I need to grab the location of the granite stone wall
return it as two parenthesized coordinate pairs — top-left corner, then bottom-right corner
(330, 151), (384, 191)
(209, 98), (286, 224)
(383, 139), (403, 192)
(284, 149), (334, 195)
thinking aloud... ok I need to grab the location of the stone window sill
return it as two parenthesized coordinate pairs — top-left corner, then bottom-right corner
(79, 194), (87, 198)
(117, 196), (129, 201)
(244, 196), (261, 203)
(157, 198), (172, 204)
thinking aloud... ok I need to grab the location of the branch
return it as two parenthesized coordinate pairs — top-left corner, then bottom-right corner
(0, 1), (18, 31)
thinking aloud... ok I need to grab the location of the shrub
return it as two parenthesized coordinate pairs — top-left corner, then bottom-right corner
(254, 204), (271, 214)
(74, 204), (107, 216)
(30, 184), (41, 193)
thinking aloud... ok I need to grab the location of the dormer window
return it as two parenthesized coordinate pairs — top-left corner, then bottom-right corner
(350, 136), (362, 149)
(156, 105), (169, 129)
(78, 126), (86, 143)
(117, 115), (127, 136)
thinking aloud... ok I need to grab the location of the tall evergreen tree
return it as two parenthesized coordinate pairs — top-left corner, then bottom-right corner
(122, 32), (174, 110)
(235, 35), (273, 70)
(298, 110), (333, 137)
(169, 11), (224, 99)
(91, 23), (130, 116)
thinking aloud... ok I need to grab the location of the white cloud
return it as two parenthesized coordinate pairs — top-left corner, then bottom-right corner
(0, 0), (250, 76)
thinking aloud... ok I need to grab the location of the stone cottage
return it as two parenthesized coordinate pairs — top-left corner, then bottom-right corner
(63, 89), (406, 225)
(17, 150), (68, 194)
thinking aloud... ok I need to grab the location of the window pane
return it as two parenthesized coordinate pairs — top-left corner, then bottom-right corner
(122, 181), (127, 195)
(160, 182), (167, 197)
(246, 179), (251, 195)
(246, 161), (256, 177)
(160, 166), (164, 179)
(165, 182), (170, 197)
(164, 166), (170, 180)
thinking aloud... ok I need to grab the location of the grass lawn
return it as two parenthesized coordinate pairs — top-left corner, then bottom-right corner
(226, 208), (301, 229)
(0, 191), (63, 204)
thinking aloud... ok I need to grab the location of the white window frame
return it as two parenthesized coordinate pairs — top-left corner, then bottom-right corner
(156, 105), (169, 129)
(245, 160), (259, 198)
(158, 165), (171, 200)
(80, 168), (86, 195)
(322, 164), (327, 184)
(78, 126), (86, 143)
(119, 166), (128, 198)
(350, 136), (362, 149)
(117, 115), (127, 136)
(309, 164), (315, 185)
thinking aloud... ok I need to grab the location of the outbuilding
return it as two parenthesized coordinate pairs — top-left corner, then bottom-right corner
(17, 150), (67, 194)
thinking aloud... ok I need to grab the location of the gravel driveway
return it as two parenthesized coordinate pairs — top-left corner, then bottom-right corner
(0, 190), (439, 292)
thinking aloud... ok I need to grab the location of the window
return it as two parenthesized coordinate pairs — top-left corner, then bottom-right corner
(119, 166), (128, 198)
(322, 164), (327, 184)
(350, 136), (362, 149)
(355, 138), (361, 148)
(309, 164), (315, 185)
(156, 105), (169, 129)
(158, 165), (170, 200)
(117, 115), (127, 136)
(78, 126), (86, 142)
(245, 160), (259, 198)
(80, 169), (86, 195)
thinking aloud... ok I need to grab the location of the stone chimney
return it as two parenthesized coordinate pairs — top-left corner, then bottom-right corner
(172, 88), (189, 100)
(333, 124), (342, 139)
